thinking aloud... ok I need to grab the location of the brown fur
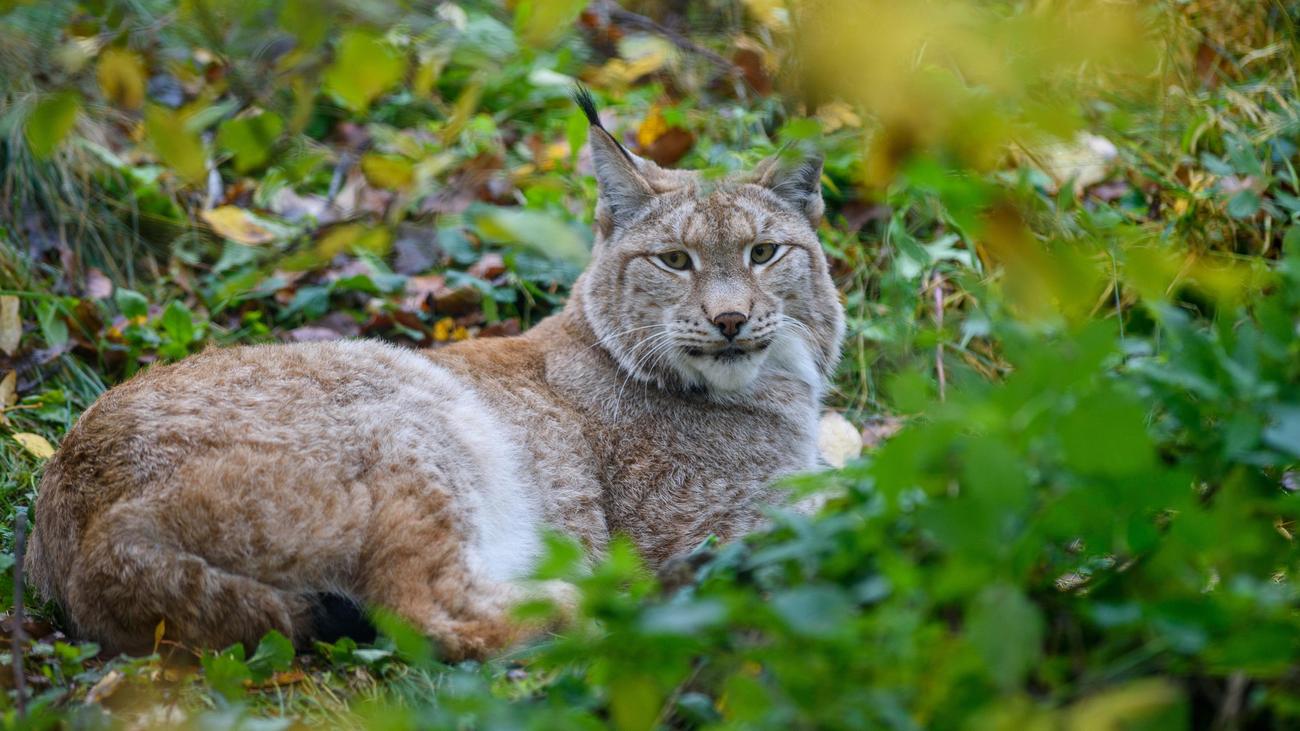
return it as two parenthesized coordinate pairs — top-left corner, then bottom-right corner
(26, 112), (843, 659)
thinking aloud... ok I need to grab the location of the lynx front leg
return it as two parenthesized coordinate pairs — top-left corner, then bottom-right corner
(356, 474), (574, 660)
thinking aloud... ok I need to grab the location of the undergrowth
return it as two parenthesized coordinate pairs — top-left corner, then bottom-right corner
(0, 0), (1298, 728)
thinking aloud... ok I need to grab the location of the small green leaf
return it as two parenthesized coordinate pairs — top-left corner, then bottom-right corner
(160, 301), (195, 343)
(201, 646), (251, 701)
(770, 585), (854, 639)
(1226, 190), (1261, 219)
(25, 91), (81, 159)
(966, 584), (1043, 690)
(470, 206), (591, 266)
(35, 301), (68, 348)
(145, 105), (207, 184)
(247, 630), (294, 682)
(324, 30), (407, 112)
(371, 609), (433, 667)
(115, 289), (149, 319)
(217, 112), (284, 173)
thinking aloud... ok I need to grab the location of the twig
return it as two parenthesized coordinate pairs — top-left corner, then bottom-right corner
(12, 507), (27, 719)
(1215, 671), (1247, 731)
(931, 272), (946, 402)
(594, 0), (741, 76)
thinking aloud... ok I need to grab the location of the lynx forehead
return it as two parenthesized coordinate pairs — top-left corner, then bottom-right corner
(25, 90), (844, 662)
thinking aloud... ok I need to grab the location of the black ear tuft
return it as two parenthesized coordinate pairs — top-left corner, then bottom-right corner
(573, 84), (603, 129)
(573, 84), (638, 166)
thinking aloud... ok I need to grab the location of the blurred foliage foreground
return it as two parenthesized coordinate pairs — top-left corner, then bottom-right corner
(0, 0), (1299, 728)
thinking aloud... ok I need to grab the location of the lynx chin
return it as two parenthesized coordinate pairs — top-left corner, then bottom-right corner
(26, 90), (845, 660)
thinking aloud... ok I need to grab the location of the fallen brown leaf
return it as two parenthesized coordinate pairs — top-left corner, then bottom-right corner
(85, 268), (114, 299)
(0, 296), (20, 356)
(84, 670), (125, 705)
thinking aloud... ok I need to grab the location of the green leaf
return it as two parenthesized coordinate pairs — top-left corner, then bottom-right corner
(217, 112), (284, 173)
(1058, 390), (1154, 477)
(1263, 406), (1300, 459)
(145, 105), (207, 184)
(471, 206), (592, 266)
(566, 107), (589, 165)
(966, 584), (1043, 689)
(201, 646), (251, 701)
(609, 675), (662, 731)
(25, 91), (81, 159)
(35, 301), (68, 348)
(515, 0), (587, 47)
(247, 630), (294, 682)
(324, 29), (407, 112)
(160, 300), (196, 352)
(371, 609), (433, 667)
(115, 288), (149, 319)
(770, 585), (854, 639)
(1226, 190), (1261, 219)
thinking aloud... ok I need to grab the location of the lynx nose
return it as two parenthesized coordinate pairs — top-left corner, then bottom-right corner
(712, 312), (748, 340)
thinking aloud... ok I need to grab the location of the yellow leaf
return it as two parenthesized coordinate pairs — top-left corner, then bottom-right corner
(742, 0), (790, 32)
(0, 371), (15, 408)
(1066, 678), (1182, 731)
(200, 206), (277, 245)
(13, 432), (55, 460)
(153, 619), (166, 654)
(0, 371), (15, 427)
(433, 317), (454, 342)
(97, 48), (147, 109)
(0, 295), (20, 356)
(636, 105), (669, 149)
(516, 0), (587, 47)
(360, 153), (415, 190)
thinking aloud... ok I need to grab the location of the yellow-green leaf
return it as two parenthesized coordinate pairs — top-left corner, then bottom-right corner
(360, 153), (415, 190)
(217, 111), (284, 173)
(323, 30), (406, 112)
(144, 105), (207, 184)
(515, 0), (587, 47)
(25, 91), (81, 159)
(13, 432), (55, 460)
(97, 48), (147, 109)
(200, 206), (277, 245)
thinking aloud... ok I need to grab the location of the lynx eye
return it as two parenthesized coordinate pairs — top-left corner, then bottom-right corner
(750, 243), (779, 265)
(657, 250), (693, 271)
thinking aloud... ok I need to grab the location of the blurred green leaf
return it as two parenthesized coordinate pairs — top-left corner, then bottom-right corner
(25, 91), (80, 159)
(324, 29), (407, 112)
(145, 105), (207, 184)
(217, 112), (284, 173)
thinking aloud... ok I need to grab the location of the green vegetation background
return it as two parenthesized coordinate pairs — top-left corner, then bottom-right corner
(0, 0), (1298, 728)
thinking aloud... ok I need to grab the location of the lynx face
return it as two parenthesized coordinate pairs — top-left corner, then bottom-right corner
(578, 112), (843, 397)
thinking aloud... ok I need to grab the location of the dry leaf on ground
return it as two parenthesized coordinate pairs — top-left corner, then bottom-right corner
(200, 206), (277, 245)
(0, 296), (20, 356)
(13, 432), (55, 459)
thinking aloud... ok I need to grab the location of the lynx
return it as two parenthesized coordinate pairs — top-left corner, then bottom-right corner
(26, 91), (844, 659)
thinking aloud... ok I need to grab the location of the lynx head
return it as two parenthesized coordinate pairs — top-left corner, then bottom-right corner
(574, 89), (844, 400)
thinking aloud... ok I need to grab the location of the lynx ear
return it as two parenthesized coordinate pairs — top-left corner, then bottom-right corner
(753, 149), (825, 226)
(575, 86), (654, 235)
